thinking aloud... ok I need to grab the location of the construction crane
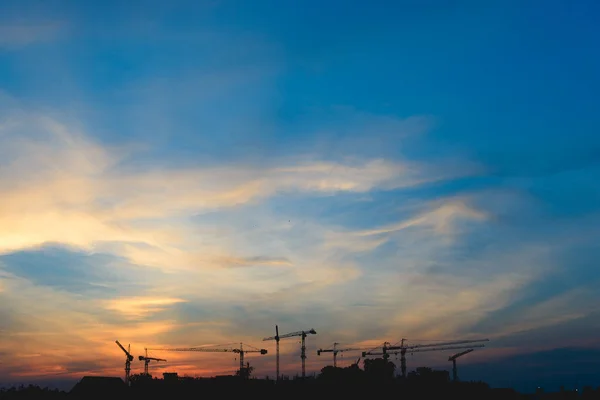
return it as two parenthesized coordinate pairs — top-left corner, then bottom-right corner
(147, 343), (267, 375)
(263, 325), (316, 380)
(363, 338), (488, 378)
(376, 343), (484, 376)
(448, 348), (474, 382)
(115, 340), (134, 385)
(138, 348), (166, 376)
(317, 342), (366, 368)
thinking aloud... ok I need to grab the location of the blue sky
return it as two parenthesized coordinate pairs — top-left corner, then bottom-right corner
(0, 0), (599, 392)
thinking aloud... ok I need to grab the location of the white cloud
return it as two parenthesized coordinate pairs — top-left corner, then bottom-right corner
(2, 99), (579, 381)
(358, 199), (488, 236)
(0, 107), (468, 262)
(321, 198), (488, 257)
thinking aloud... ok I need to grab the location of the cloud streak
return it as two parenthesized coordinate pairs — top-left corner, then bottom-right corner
(104, 297), (188, 319)
(0, 100), (506, 382)
(0, 38), (597, 387)
(0, 102), (472, 263)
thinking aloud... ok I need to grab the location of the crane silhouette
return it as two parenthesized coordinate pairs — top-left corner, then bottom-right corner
(138, 348), (166, 376)
(115, 340), (134, 385)
(263, 325), (316, 380)
(363, 338), (488, 378)
(317, 342), (367, 367)
(449, 348), (474, 382)
(147, 343), (266, 376)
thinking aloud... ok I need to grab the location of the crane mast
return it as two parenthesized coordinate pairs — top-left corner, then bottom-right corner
(263, 326), (316, 379)
(448, 348), (474, 382)
(231, 343), (268, 372)
(147, 343), (267, 376)
(317, 342), (366, 367)
(363, 338), (489, 378)
(138, 348), (166, 376)
(115, 340), (134, 385)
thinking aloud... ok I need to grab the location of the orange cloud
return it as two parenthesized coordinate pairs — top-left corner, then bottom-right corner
(0, 104), (546, 384)
(103, 297), (188, 319)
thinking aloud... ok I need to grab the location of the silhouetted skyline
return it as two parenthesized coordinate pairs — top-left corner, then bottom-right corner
(0, 0), (599, 394)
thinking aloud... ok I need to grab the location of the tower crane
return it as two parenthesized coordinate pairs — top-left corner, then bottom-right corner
(448, 348), (474, 382)
(363, 338), (488, 379)
(317, 342), (367, 368)
(115, 340), (134, 385)
(147, 343), (267, 375)
(368, 344), (483, 379)
(138, 348), (166, 376)
(263, 325), (316, 380)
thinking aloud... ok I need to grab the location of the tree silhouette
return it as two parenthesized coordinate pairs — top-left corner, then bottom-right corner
(407, 367), (450, 385)
(363, 357), (396, 381)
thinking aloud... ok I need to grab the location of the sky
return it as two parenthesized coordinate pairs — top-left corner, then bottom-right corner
(0, 0), (599, 393)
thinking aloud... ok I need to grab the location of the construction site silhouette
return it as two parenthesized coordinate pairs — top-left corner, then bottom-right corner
(2, 366), (599, 400)
(1, 332), (598, 399)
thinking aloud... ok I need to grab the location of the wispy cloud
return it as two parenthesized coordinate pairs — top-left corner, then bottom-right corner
(1, 92), (597, 383)
(491, 287), (600, 337)
(356, 199), (487, 236)
(0, 101), (495, 380)
(0, 103), (471, 262)
(217, 256), (293, 268)
(104, 297), (188, 319)
(0, 0), (598, 386)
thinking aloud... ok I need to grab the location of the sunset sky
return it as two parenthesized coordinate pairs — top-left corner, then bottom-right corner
(1, 0), (599, 393)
